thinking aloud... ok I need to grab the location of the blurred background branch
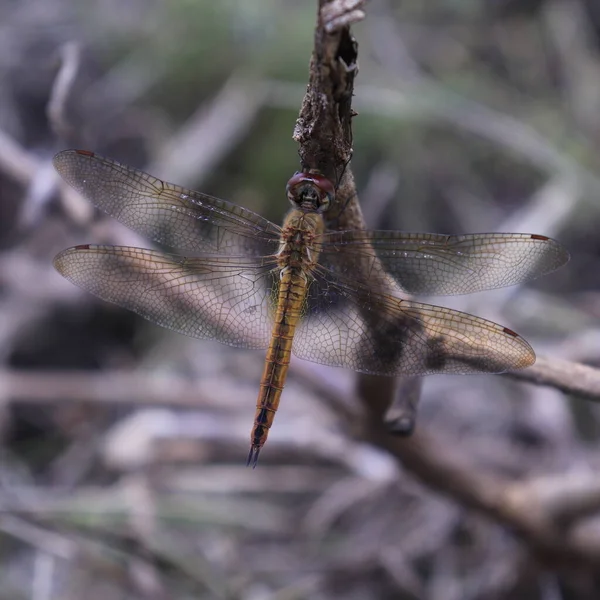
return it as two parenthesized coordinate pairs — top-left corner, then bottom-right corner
(507, 356), (600, 402)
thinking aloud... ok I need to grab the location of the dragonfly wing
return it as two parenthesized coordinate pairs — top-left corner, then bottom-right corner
(317, 231), (569, 295)
(293, 267), (534, 375)
(54, 245), (277, 349)
(53, 150), (282, 256)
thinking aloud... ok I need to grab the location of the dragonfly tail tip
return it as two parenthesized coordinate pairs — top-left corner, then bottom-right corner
(246, 445), (261, 468)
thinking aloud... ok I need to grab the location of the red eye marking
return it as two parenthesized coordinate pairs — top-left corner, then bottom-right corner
(286, 171), (308, 190)
(286, 171), (335, 199)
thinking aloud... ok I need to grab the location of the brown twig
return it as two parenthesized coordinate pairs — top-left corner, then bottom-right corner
(0, 370), (235, 409)
(506, 356), (600, 403)
(293, 0), (364, 226)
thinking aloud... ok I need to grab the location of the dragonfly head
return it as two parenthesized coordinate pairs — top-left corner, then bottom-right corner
(286, 172), (335, 213)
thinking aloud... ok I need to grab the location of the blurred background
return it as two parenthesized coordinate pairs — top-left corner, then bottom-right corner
(1, 0), (599, 598)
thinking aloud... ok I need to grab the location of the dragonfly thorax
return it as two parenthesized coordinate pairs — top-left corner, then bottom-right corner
(286, 171), (335, 213)
(278, 209), (325, 272)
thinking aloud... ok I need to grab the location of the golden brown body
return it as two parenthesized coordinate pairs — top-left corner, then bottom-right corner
(248, 210), (325, 465)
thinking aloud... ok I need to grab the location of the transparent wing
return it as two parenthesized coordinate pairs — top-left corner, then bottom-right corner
(54, 245), (278, 349)
(293, 266), (534, 375)
(53, 150), (282, 256)
(316, 230), (569, 295)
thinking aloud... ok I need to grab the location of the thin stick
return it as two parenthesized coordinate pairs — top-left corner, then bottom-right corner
(506, 356), (600, 403)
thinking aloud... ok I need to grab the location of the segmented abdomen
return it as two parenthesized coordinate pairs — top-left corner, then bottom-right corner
(249, 269), (308, 454)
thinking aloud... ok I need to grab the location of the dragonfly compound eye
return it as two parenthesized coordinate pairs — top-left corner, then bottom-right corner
(286, 172), (335, 212)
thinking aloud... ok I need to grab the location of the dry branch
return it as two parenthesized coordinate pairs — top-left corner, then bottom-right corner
(0, 129), (91, 226)
(370, 427), (600, 567)
(0, 370), (232, 409)
(293, 0), (364, 227)
(47, 42), (81, 145)
(294, 0), (425, 435)
(293, 0), (600, 571)
(507, 356), (600, 403)
(147, 73), (266, 188)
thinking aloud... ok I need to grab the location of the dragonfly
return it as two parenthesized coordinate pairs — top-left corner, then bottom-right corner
(53, 150), (569, 466)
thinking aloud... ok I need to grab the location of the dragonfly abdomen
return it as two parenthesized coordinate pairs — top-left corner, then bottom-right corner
(248, 268), (308, 467)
